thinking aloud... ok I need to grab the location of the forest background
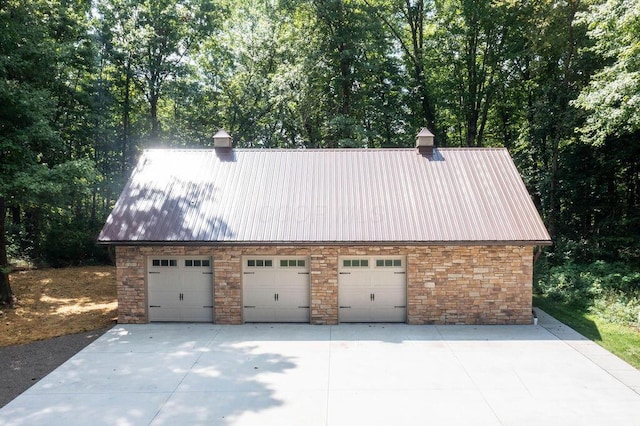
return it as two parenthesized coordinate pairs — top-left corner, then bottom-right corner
(1, 0), (639, 326)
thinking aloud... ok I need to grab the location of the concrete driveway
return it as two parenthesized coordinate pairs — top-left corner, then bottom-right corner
(2, 311), (640, 426)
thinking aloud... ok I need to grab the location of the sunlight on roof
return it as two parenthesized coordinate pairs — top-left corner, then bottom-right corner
(144, 150), (209, 183)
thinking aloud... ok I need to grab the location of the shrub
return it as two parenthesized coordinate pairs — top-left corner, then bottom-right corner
(590, 292), (640, 325)
(535, 262), (596, 307)
(536, 260), (640, 326)
(41, 220), (110, 267)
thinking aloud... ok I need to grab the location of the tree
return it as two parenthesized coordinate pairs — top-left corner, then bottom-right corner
(569, 0), (640, 260)
(98, 0), (224, 141)
(434, 0), (511, 147)
(363, 0), (438, 135)
(207, 0), (303, 147)
(515, 0), (592, 239)
(282, 0), (408, 147)
(0, 0), (106, 301)
(309, 0), (364, 146)
(0, 0), (59, 303)
(573, 0), (640, 144)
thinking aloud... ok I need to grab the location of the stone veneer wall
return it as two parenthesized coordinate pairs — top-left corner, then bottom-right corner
(115, 245), (533, 325)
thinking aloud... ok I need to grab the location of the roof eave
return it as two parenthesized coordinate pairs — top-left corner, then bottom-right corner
(97, 239), (552, 247)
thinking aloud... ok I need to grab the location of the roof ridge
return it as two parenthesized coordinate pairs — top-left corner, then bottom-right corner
(142, 147), (508, 152)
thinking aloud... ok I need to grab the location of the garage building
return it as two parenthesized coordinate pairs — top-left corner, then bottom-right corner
(98, 129), (551, 325)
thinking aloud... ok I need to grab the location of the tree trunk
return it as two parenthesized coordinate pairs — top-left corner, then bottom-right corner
(122, 64), (131, 177)
(11, 206), (20, 225)
(339, 41), (351, 118)
(546, 0), (579, 239)
(150, 94), (160, 140)
(0, 197), (13, 305)
(362, 0), (437, 132)
(408, 1), (436, 132)
(0, 272), (10, 306)
(91, 189), (97, 227)
(547, 138), (559, 238)
(24, 208), (41, 260)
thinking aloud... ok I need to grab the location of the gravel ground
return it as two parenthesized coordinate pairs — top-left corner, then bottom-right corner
(0, 327), (111, 408)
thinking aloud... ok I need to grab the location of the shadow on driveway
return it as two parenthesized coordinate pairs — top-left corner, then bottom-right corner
(2, 321), (639, 426)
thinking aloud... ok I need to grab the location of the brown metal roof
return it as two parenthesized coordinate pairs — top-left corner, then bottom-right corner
(98, 148), (551, 245)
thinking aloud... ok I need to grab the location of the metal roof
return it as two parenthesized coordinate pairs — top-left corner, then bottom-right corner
(98, 148), (551, 245)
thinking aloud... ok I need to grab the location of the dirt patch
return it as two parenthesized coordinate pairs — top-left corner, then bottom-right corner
(0, 266), (117, 347)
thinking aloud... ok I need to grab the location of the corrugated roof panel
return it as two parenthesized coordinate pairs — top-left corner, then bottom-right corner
(98, 148), (551, 244)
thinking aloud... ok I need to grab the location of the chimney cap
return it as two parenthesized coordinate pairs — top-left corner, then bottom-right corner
(213, 129), (232, 148)
(416, 128), (435, 156)
(416, 128), (435, 145)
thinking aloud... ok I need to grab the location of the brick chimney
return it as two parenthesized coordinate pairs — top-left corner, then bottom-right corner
(213, 129), (232, 149)
(416, 128), (435, 156)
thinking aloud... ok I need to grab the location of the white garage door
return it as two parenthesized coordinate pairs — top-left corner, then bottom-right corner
(243, 257), (310, 322)
(148, 257), (214, 322)
(338, 257), (406, 322)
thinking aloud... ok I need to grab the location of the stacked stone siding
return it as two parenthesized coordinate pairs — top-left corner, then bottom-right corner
(405, 245), (532, 325)
(310, 250), (338, 325)
(114, 244), (533, 325)
(115, 246), (147, 323)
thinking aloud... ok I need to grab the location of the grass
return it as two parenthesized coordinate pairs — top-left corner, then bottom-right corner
(534, 295), (640, 370)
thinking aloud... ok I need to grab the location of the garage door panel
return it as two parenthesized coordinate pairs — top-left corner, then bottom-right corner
(182, 271), (213, 292)
(275, 287), (309, 322)
(181, 289), (213, 307)
(244, 271), (276, 286)
(339, 291), (374, 322)
(149, 306), (182, 322)
(274, 306), (309, 322)
(242, 257), (309, 323)
(373, 269), (404, 282)
(180, 306), (214, 322)
(370, 306), (406, 322)
(147, 257), (213, 322)
(340, 306), (373, 322)
(375, 285), (406, 306)
(148, 290), (177, 307)
(338, 271), (369, 310)
(276, 288), (309, 307)
(339, 257), (406, 323)
(243, 287), (277, 309)
(244, 307), (276, 323)
(275, 285), (309, 322)
(277, 270), (309, 285)
(148, 271), (179, 291)
(339, 271), (370, 287)
(339, 287), (371, 307)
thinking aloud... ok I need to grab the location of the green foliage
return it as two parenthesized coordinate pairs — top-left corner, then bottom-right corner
(432, 0), (512, 147)
(11, 160), (99, 208)
(535, 260), (640, 325)
(6, 160), (101, 263)
(535, 262), (595, 307)
(573, 0), (640, 144)
(98, 0), (227, 140)
(0, 1), (60, 195)
(591, 293), (640, 326)
(42, 218), (110, 267)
